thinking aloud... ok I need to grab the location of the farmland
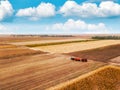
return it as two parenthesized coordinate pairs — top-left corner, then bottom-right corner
(109, 56), (120, 65)
(0, 44), (46, 59)
(0, 35), (90, 43)
(11, 38), (91, 46)
(0, 35), (120, 90)
(0, 54), (105, 90)
(67, 44), (120, 62)
(0, 44), (17, 49)
(33, 40), (120, 53)
(48, 65), (120, 90)
(0, 47), (45, 59)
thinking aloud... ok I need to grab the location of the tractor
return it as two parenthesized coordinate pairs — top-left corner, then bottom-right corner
(71, 57), (87, 62)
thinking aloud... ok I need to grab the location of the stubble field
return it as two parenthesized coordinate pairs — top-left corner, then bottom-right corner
(33, 40), (120, 53)
(0, 53), (105, 90)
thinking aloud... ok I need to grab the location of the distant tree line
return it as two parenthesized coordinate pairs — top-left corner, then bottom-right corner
(11, 35), (74, 37)
(92, 36), (120, 40)
(40, 35), (74, 37)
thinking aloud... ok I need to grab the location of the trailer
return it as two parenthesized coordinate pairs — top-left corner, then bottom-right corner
(71, 57), (87, 62)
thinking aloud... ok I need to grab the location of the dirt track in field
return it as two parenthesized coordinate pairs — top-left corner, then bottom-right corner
(0, 53), (105, 90)
(67, 44), (120, 62)
(34, 40), (120, 53)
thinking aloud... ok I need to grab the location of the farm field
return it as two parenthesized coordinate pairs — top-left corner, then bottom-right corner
(0, 44), (17, 49)
(11, 38), (90, 45)
(109, 56), (120, 65)
(48, 65), (120, 90)
(0, 53), (105, 90)
(33, 40), (120, 53)
(0, 36), (120, 90)
(0, 35), (89, 43)
(1, 0), (120, 89)
(68, 44), (120, 62)
(0, 44), (45, 59)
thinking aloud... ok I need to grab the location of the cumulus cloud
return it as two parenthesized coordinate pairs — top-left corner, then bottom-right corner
(0, 0), (13, 21)
(47, 19), (109, 34)
(16, 2), (56, 20)
(59, 1), (120, 17)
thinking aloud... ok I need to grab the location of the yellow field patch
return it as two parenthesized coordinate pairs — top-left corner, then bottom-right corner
(34, 40), (120, 53)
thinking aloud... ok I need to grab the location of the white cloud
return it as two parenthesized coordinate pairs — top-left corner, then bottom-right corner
(16, 2), (55, 20)
(0, 0), (14, 21)
(59, 1), (120, 17)
(48, 19), (109, 34)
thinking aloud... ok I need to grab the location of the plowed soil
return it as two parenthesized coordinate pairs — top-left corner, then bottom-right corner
(67, 44), (120, 62)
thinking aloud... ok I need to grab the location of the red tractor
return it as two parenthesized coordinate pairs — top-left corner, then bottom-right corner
(71, 57), (87, 62)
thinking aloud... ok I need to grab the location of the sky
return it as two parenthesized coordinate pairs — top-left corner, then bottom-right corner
(0, 0), (120, 34)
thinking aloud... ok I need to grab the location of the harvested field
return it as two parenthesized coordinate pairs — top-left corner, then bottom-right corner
(0, 54), (105, 90)
(48, 65), (120, 90)
(26, 40), (94, 47)
(0, 47), (45, 59)
(0, 36), (87, 43)
(68, 44), (120, 62)
(0, 44), (17, 49)
(34, 40), (120, 53)
(0, 36), (120, 90)
(11, 38), (89, 46)
(0, 37), (69, 43)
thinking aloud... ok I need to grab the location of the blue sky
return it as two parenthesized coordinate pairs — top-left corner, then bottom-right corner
(0, 0), (120, 34)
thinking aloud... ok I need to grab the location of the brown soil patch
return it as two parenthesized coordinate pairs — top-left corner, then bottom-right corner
(67, 44), (120, 62)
